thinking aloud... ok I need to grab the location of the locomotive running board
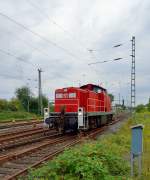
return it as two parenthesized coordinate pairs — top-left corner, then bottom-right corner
(86, 111), (114, 117)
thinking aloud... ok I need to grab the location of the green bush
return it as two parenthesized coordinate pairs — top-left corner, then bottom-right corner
(147, 103), (150, 112)
(28, 142), (130, 180)
(0, 98), (24, 112)
(19, 112), (150, 179)
(7, 98), (24, 111)
(0, 99), (8, 111)
(135, 104), (145, 113)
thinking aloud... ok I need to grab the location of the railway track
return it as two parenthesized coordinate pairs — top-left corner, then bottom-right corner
(0, 119), (42, 130)
(0, 128), (58, 152)
(0, 113), (129, 180)
(0, 126), (45, 139)
(0, 135), (78, 180)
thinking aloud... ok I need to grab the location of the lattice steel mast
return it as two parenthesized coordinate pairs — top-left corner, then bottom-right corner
(131, 36), (135, 111)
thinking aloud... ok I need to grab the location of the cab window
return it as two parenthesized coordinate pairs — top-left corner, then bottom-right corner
(69, 93), (76, 98)
(56, 93), (63, 99)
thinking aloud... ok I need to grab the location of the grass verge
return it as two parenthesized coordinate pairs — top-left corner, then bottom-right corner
(0, 111), (41, 122)
(27, 112), (150, 180)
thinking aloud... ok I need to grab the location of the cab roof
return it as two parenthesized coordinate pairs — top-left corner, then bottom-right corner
(80, 84), (106, 91)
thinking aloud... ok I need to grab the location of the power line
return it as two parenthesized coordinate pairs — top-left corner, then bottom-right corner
(88, 40), (130, 60)
(26, 0), (91, 54)
(88, 57), (124, 65)
(0, 12), (81, 61)
(6, 30), (60, 62)
(0, 48), (37, 81)
(0, 73), (22, 80)
(88, 49), (117, 62)
(113, 44), (123, 48)
(0, 48), (36, 67)
(26, 0), (132, 63)
(0, 46), (70, 83)
(89, 40), (130, 52)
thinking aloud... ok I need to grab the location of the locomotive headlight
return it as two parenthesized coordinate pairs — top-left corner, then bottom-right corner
(79, 112), (82, 116)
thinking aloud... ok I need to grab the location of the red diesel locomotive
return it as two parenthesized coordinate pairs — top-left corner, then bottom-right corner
(44, 84), (113, 133)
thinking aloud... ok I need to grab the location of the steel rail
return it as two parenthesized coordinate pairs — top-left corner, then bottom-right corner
(0, 135), (75, 164)
(3, 118), (123, 180)
(0, 128), (50, 143)
(0, 119), (42, 129)
(0, 131), (58, 151)
(4, 139), (80, 180)
(0, 112), (130, 179)
(0, 126), (43, 138)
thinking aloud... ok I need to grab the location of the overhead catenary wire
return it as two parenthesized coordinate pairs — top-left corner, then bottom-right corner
(0, 73), (23, 80)
(26, 0), (131, 63)
(88, 40), (130, 60)
(88, 57), (124, 65)
(0, 48), (37, 83)
(113, 44), (123, 48)
(0, 48), (36, 67)
(0, 50), (41, 86)
(0, 47), (70, 83)
(4, 30), (61, 63)
(0, 12), (83, 61)
(88, 40), (130, 53)
(26, 0), (91, 54)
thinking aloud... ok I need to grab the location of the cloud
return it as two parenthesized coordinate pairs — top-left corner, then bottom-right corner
(0, 0), (149, 105)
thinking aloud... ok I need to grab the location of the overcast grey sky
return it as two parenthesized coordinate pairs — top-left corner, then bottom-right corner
(0, 0), (149, 105)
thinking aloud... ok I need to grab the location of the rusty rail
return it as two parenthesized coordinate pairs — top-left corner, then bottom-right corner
(0, 112), (130, 180)
(0, 119), (42, 129)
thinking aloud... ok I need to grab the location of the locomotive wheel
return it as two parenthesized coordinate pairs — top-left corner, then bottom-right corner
(58, 127), (64, 134)
(96, 117), (101, 128)
(89, 117), (97, 129)
(107, 115), (113, 123)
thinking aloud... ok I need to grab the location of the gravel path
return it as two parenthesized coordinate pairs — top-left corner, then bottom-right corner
(98, 114), (130, 139)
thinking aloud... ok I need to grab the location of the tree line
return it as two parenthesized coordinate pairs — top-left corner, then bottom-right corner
(0, 86), (48, 114)
(135, 98), (150, 112)
(1, 86), (149, 114)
